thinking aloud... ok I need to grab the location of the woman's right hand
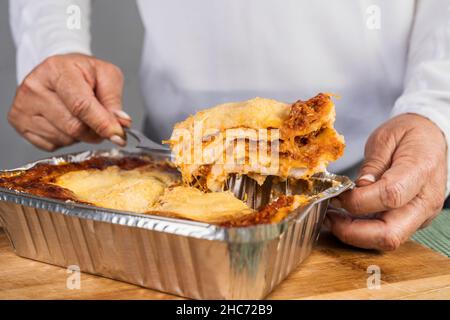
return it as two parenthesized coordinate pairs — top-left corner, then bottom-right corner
(8, 53), (131, 151)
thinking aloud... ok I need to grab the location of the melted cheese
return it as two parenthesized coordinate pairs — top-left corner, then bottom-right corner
(173, 97), (291, 133)
(152, 186), (254, 223)
(53, 166), (254, 223)
(54, 166), (177, 213)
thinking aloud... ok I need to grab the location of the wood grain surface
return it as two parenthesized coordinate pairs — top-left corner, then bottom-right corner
(0, 228), (449, 299)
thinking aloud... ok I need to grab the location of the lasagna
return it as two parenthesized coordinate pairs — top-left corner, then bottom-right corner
(0, 156), (308, 225)
(165, 93), (345, 191)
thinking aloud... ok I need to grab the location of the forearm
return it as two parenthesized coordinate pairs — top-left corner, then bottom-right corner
(9, 0), (92, 83)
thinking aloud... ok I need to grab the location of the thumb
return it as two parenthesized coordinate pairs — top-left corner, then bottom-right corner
(356, 130), (397, 187)
(94, 60), (132, 127)
(335, 126), (422, 215)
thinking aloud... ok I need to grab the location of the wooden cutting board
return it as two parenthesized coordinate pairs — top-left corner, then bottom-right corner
(0, 228), (449, 299)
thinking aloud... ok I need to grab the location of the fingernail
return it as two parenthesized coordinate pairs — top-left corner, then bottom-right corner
(113, 110), (132, 121)
(330, 198), (342, 209)
(110, 135), (126, 146)
(357, 174), (376, 183)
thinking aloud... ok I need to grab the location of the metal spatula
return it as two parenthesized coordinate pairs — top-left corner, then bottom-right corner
(226, 174), (274, 209)
(226, 173), (348, 210)
(125, 128), (170, 153)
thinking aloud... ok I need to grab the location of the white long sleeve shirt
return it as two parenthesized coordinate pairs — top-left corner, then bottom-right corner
(9, 0), (450, 192)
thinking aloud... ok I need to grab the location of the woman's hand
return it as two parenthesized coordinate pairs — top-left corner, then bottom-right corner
(8, 53), (131, 151)
(326, 114), (447, 250)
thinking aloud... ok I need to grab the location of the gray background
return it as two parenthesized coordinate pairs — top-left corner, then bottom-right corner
(0, 0), (145, 169)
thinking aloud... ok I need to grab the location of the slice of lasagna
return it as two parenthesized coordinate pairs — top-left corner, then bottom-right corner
(165, 93), (345, 191)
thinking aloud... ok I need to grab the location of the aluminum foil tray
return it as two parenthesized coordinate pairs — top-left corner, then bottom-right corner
(0, 149), (353, 299)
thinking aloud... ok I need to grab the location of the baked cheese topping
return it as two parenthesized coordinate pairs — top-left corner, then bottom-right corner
(172, 97), (291, 132)
(152, 186), (254, 223)
(52, 163), (255, 223)
(54, 165), (177, 213)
